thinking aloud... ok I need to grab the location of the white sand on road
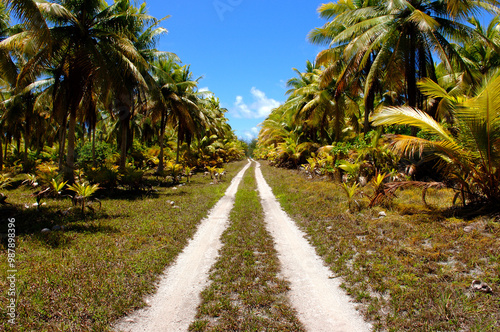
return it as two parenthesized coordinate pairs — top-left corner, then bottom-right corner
(115, 159), (371, 332)
(255, 161), (372, 332)
(114, 161), (251, 332)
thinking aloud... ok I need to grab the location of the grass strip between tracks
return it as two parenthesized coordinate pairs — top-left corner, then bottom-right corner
(190, 162), (305, 331)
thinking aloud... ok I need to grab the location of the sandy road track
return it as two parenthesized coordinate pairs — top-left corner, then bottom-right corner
(254, 161), (372, 332)
(115, 160), (371, 331)
(114, 161), (251, 332)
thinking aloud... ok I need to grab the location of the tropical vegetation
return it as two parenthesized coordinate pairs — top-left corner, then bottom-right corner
(2, 0), (500, 331)
(255, 0), (500, 211)
(0, 0), (246, 191)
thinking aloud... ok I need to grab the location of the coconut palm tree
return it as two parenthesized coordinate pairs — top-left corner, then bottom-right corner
(0, 2), (13, 171)
(309, 0), (379, 135)
(312, 0), (499, 121)
(258, 103), (295, 148)
(3, 0), (153, 181)
(112, 1), (172, 170)
(152, 60), (205, 168)
(371, 73), (500, 205)
(283, 60), (360, 143)
(4, 0), (50, 49)
(150, 59), (188, 172)
(456, 16), (500, 86)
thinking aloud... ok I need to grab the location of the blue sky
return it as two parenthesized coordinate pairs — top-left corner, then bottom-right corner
(144, 0), (326, 141)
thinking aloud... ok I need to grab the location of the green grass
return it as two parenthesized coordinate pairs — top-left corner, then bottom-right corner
(0, 160), (246, 331)
(260, 162), (500, 332)
(190, 163), (305, 331)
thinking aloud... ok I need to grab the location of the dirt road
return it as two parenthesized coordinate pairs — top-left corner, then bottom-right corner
(115, 161), (251, 332)
(255, 162), (372, 332)
(115, 160), (371, 331)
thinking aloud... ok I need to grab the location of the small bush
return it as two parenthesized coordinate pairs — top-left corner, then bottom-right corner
(76, 141), (115, 169)
(120, 167), (144, 190)
(85, 165), (120, 189)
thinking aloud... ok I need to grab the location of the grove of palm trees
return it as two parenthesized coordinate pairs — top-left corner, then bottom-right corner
(256, 0), (500, 210)
(0, 0), (246, 186)
(1, 0), (500, 331)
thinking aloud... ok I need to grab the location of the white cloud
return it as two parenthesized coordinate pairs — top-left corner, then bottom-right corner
(243, 132), (254, 140)
(198, 87), (212, 98)
(241, 127), (261, 141)
(232, 87), (281, 119)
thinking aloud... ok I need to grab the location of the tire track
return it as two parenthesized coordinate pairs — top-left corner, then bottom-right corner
(115, 161), (251, 332)
(255, 161), (372, 332)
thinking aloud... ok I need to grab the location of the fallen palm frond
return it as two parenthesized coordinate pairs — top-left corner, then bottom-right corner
(369, 181), (446, 208)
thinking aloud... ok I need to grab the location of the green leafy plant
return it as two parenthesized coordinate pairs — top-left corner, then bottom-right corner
(338, 160), (361, 183)
(371, 173), (388, 192)
(305, 155), (318, 177)
(206, 165), (218, 183)
(67, 181), (100, 215)
(166, 161), (183, 183)
(215, 168), (225, 182)
(120, 167), (144, 190)
(184, 166), (194, 183)
(341, 182), (360, 212)
(368, 173), (390, 207)
(36, 164), (60, 187)
(22, 173), (38, 187)
(85, 165), (120, 189)
(76, 141), (115, 168)
(50, 178), (68, 195)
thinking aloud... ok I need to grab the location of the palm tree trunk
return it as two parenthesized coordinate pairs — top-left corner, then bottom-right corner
(120, 116), (129, 170)
(0, 135), (3, 171)
(157, 111), (166, 173)
(23, 123), (30, 172)
(406, 29), (417, 108)
(65, 111), (76, 183)
(406, 28), (418, 136)
(117, 92), (133, 171)
(364, 90), (374, 136)
(175, 124), (181, 165)
(92, 128), (96, 168)
(334, 103), (341, 142)
(364, 53), (375, 136)
(58, 115), (67, 171)
(4, 137), (8, 165)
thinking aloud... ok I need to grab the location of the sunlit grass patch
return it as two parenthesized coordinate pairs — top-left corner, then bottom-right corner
(0, 161), (246, 331)
(190, 163), (304, 331)
(260, 162), (500, 332)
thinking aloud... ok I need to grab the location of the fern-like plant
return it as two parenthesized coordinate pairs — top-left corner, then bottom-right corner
(206, 166), (217, 183)
(0, 173), (13, 190)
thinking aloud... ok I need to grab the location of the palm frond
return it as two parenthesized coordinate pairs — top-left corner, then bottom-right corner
(371, 106), (455, 142)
